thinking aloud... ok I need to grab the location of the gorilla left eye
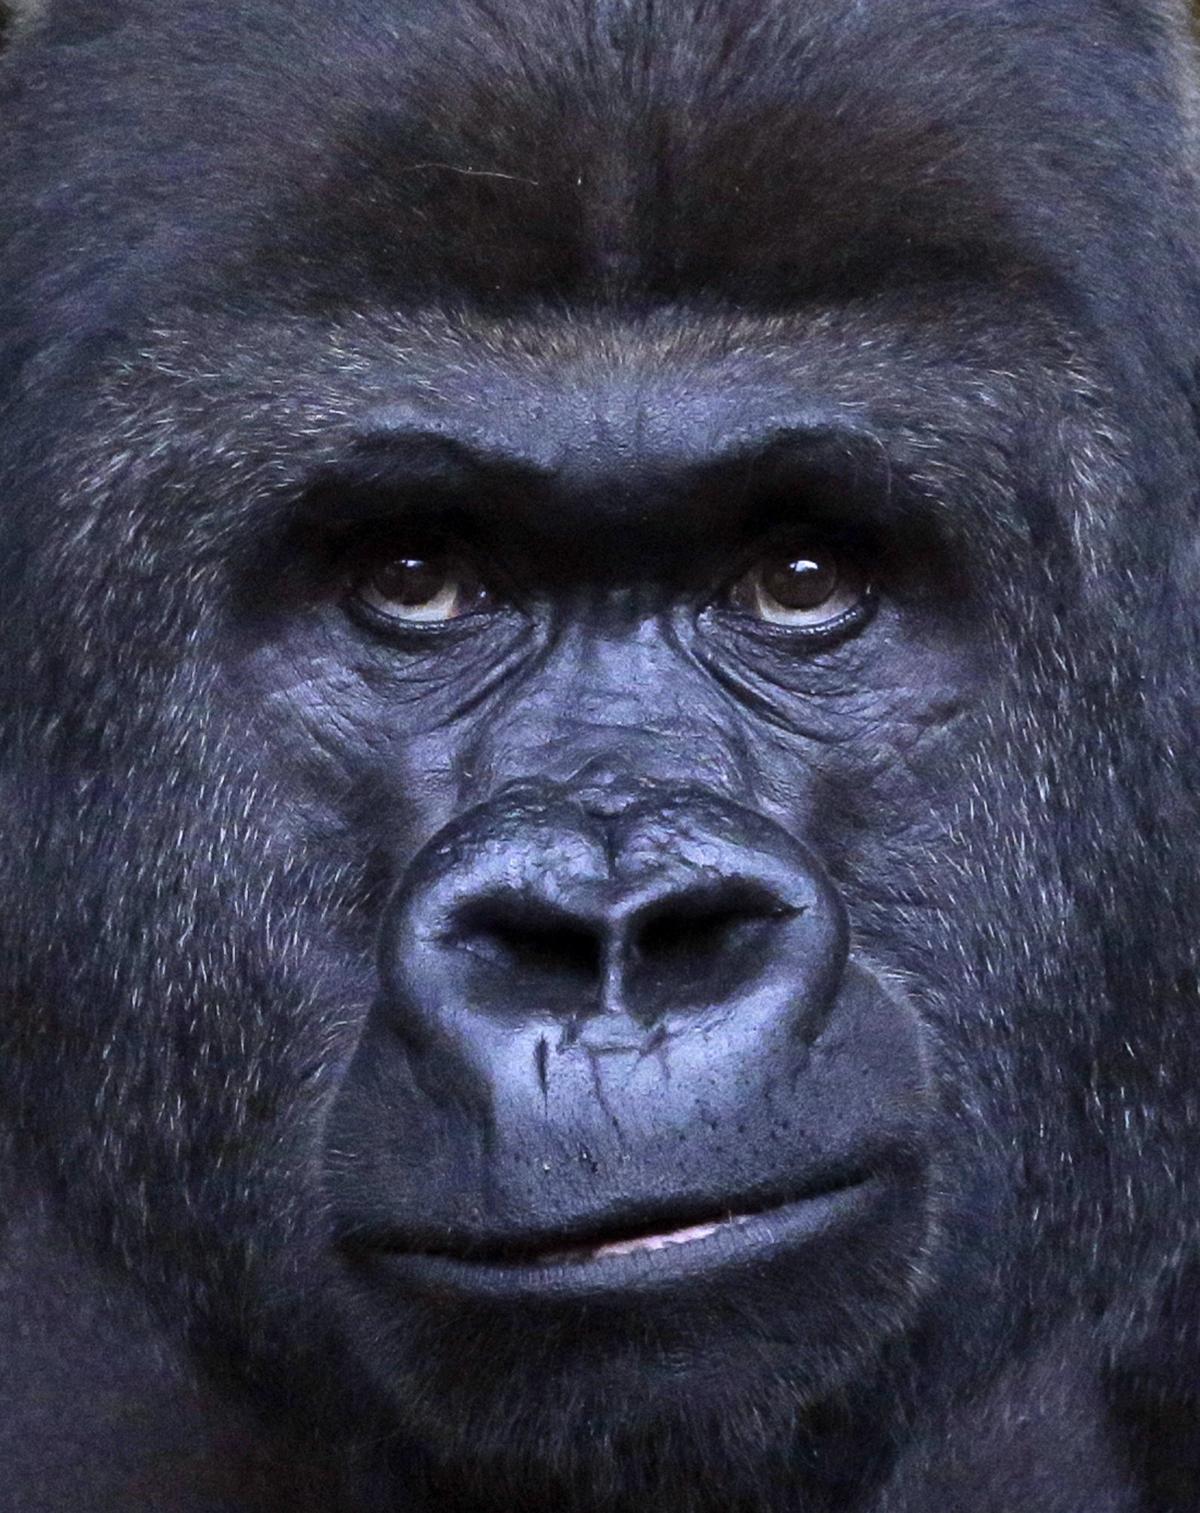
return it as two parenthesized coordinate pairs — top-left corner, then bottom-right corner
(728, 546), (866, 630)
(353, 552), (492, 625)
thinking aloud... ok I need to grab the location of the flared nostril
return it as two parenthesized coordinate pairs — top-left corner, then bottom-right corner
(619, 884), (803, 1018)
(637, 906), (758, 966)
(632, 885), (798, 967)
(451, 896), (604, 984)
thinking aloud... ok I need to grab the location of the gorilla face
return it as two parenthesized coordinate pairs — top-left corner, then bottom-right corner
(312, 334), (954, 1440)
(2, 3), (1199, 1511)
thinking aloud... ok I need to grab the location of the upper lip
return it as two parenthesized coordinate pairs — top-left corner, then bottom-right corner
(336, 1165), (872, 1267)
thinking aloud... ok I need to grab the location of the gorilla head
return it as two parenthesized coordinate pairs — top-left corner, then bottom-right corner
(1, 2), (1199, 1510)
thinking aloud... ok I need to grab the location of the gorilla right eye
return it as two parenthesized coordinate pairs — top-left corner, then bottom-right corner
(352, 551), (494, 625)
(727, 544), (868, 631)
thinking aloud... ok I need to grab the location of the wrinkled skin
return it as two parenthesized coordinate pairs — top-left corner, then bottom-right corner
(1, 2), (1200, 1511)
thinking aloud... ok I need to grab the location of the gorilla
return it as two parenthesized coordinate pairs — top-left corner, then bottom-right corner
(1, 0), (1200, 1509)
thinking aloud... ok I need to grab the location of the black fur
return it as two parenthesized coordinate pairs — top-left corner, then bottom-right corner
(1, 3), (1200, 1510)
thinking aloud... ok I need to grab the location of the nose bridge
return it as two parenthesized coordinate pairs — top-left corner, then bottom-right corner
(460, 618), (753, 804)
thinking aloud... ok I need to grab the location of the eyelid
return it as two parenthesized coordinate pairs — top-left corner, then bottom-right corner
(718, 535), (849, 601)
(342, 530), (479, 593)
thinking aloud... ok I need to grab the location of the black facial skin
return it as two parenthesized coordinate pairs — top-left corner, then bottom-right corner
(2, 3), (1200, 1512)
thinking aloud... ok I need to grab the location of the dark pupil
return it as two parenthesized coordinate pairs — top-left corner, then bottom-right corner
(374, 556), (448, 606)
(762, 556), (837, 611)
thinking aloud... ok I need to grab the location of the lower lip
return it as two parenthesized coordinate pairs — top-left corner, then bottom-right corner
(353, 1179), (882, 1302)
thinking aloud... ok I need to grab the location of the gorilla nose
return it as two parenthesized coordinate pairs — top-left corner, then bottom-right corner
(381, 784), (848, 1044)
(452, 872), (800, 1023)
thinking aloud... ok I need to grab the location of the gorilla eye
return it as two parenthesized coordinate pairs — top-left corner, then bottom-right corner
(730, 546), (866, 630)
(353, 551), (492, 626)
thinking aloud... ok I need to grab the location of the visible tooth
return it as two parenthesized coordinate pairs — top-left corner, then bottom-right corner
(591, 1221), (721, 1259)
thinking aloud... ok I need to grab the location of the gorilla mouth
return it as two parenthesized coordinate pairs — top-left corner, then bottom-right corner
(528, 1169), (875, 1270)
(347, 1170), (881, 1298)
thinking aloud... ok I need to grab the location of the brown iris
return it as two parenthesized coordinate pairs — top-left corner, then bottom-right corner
(730, 546), (864, 628)
(355, 552), (489, 624)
